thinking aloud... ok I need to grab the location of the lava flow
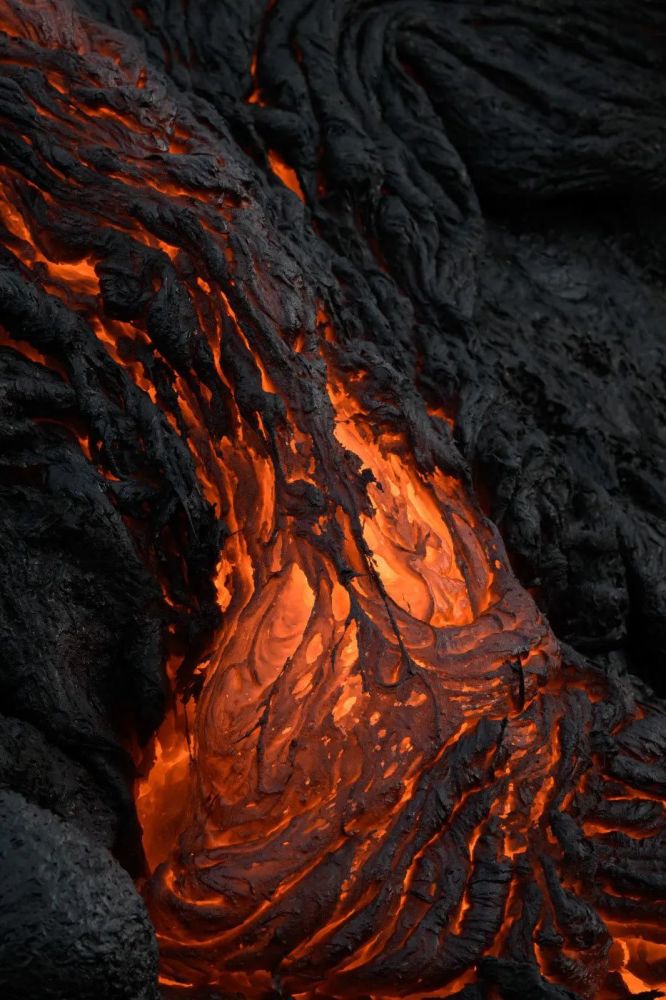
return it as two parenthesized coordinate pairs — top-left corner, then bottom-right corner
(138, 360), (666, 1000)
(0, 3), (664, 999)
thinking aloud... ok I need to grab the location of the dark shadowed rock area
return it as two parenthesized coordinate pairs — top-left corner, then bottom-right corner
(0, 790), (158, 1000)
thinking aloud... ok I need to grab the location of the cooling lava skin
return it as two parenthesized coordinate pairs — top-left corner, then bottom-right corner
(0, 3), (664, 1000)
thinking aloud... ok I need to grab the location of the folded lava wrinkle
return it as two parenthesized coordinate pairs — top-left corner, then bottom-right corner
(0, 2), (664, 1000)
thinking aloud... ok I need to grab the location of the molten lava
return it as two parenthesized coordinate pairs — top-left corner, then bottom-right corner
(137, 356), (665, 1000)
(0, 3), (664, 1000)
(138, 358), (561, 998)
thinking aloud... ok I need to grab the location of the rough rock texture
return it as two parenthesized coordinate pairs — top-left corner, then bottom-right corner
(0, 790), (159, 1000)
(0, 715), (118, 847)
(77, 0), (666, 696)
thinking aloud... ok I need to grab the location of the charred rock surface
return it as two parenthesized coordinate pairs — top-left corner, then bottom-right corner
(0, 790), (159, 1000)
(0, 2), (664, 1000)
(0, 714), (118, 846)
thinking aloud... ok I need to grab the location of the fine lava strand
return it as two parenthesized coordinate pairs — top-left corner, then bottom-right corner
(0, 3), (664, 999)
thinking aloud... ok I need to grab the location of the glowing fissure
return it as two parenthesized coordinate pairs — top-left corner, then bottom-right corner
(0, 4), (664, 999)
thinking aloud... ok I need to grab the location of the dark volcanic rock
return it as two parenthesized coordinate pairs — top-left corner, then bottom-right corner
(0, 714), (118, 847)
(75, 0), (666, 696)
(0, 790), (159, 1000)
